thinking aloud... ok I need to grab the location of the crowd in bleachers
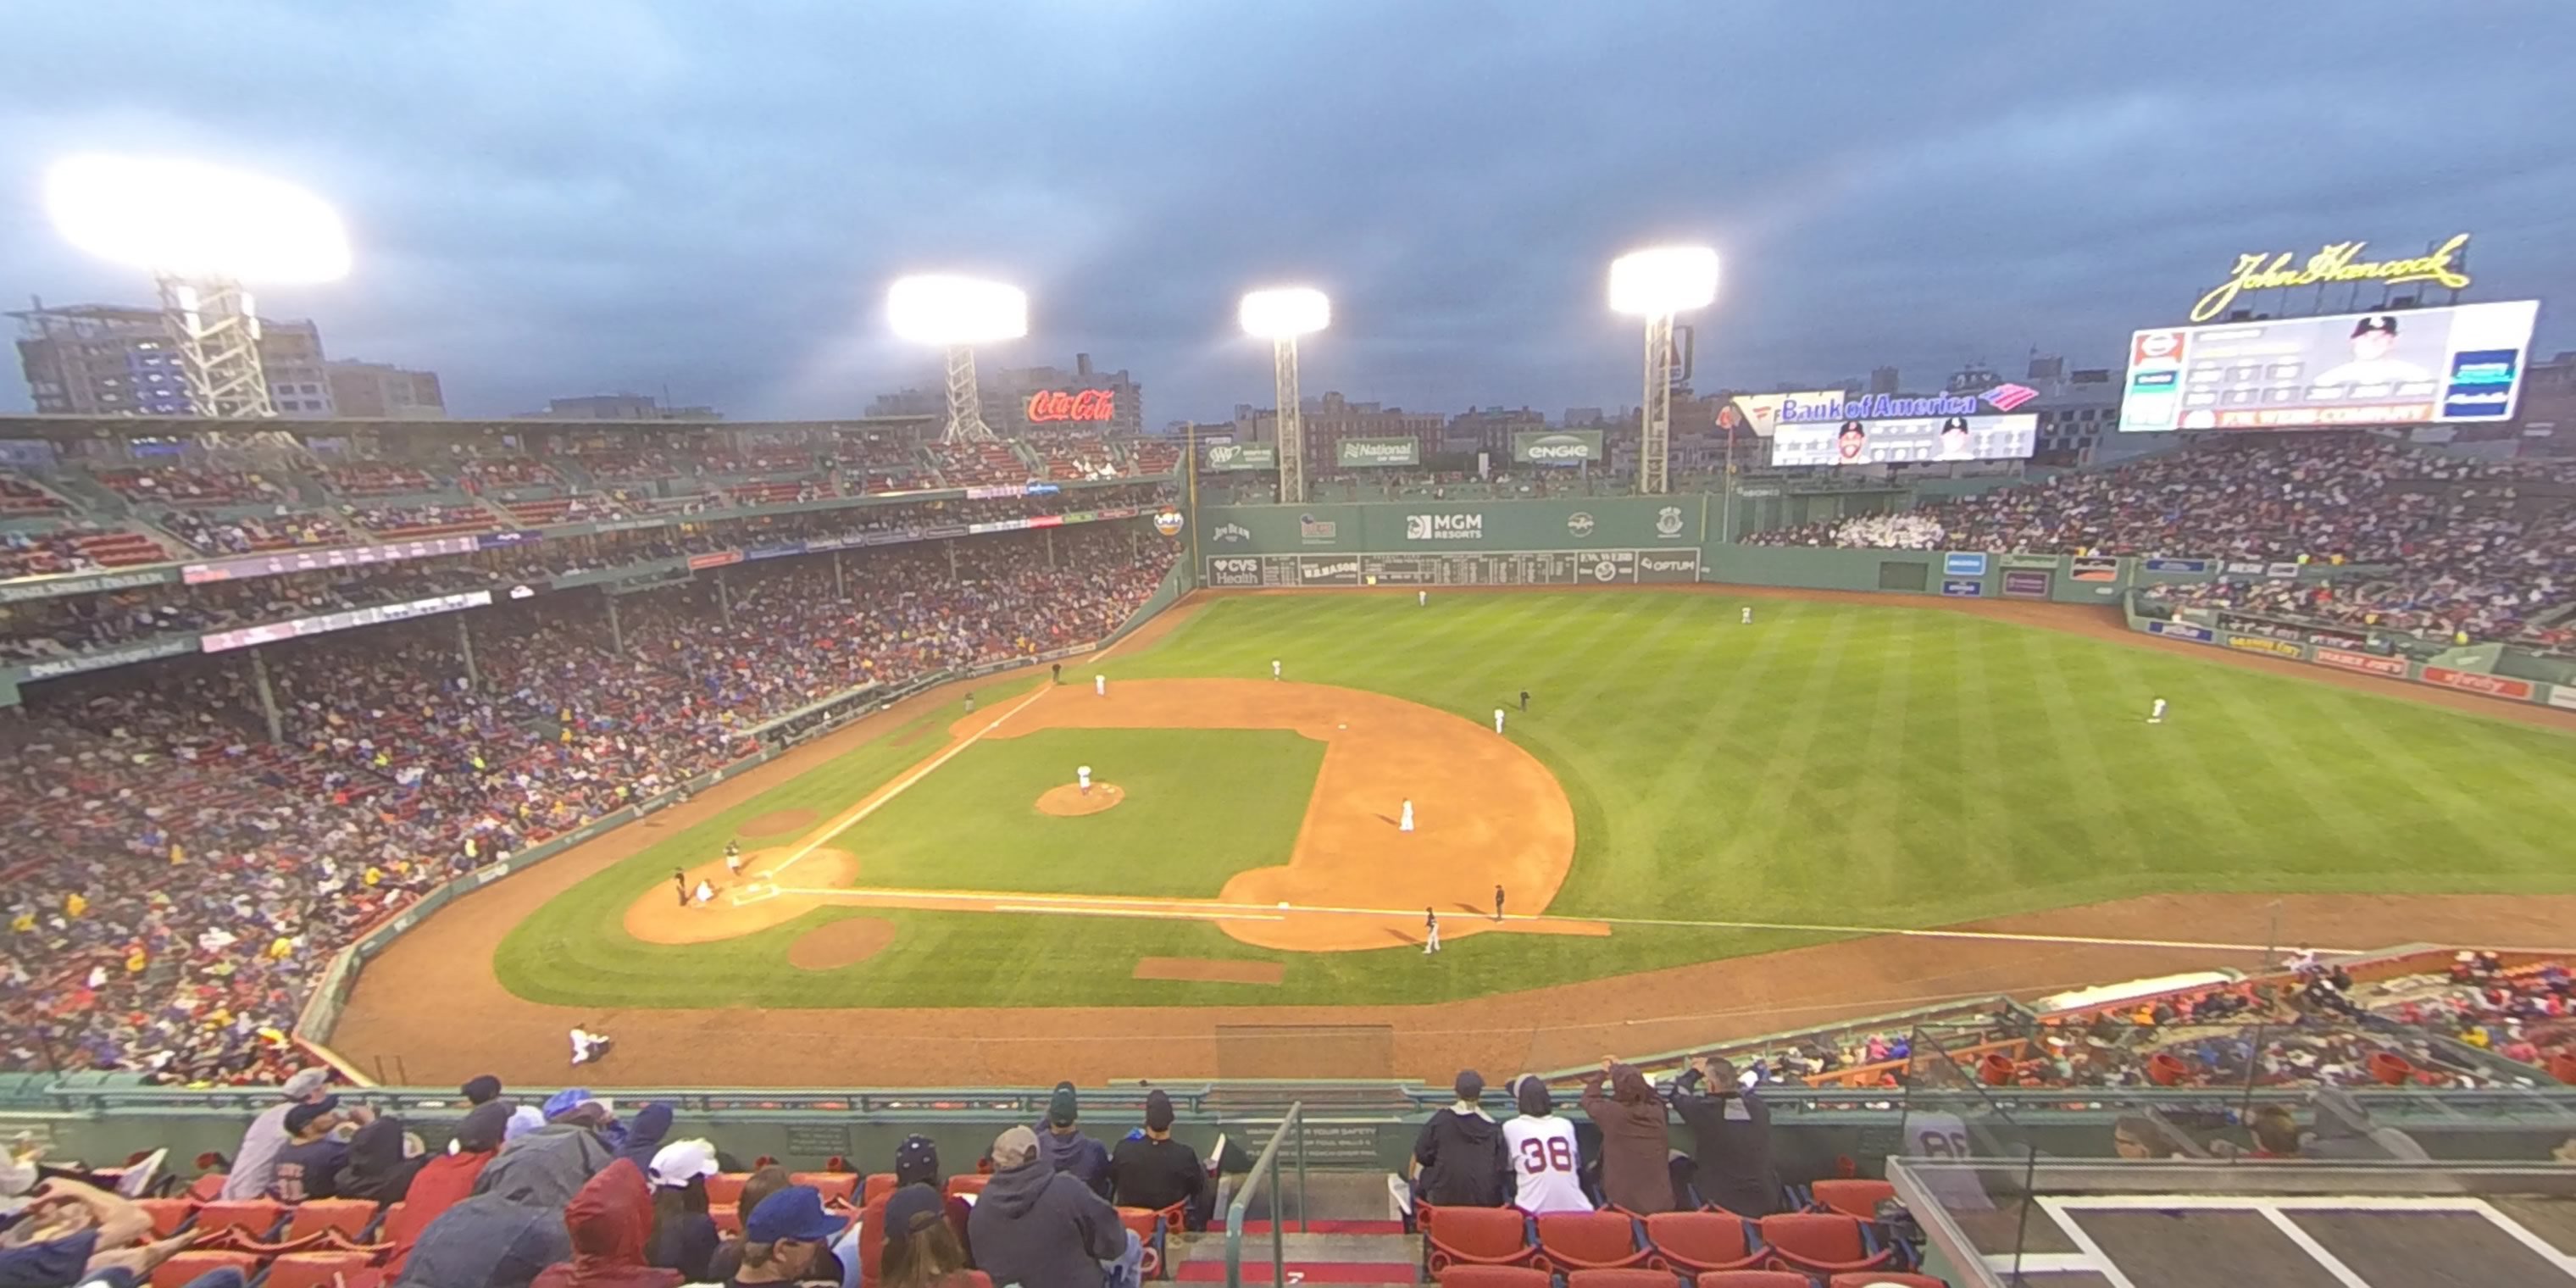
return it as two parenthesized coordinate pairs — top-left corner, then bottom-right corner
(97, 468), (291, 509)
(0, 474), (70, 515)
(326, 464), (442, 498)
(343, 504), (501, 538)
(1, 523), (1175, 1086)
(454, 457), (564, 493)
(0, 524), (174, 580)
(1752, 435), (2576, 651)
(156, 509), (352, 558)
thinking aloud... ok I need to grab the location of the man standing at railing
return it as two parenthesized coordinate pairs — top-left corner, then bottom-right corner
(1668, 1055), (1779, 1217)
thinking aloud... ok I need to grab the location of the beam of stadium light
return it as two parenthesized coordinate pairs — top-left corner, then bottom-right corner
(45, 155), (352, 284)
(886, 275), (1030, 346)
(1238, 286), (1330, 340)
(1607, 245), (1719, 317)
(1238, 287), (1330, 504)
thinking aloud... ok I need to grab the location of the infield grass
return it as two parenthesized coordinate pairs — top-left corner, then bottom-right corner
(494, 592), (2576, 1008)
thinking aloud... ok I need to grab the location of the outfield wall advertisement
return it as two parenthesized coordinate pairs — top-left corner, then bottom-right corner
(2122, 593), (2566, 712)
(1208, 548), (1701, 589)
(1335, 437), (1420, 468)
(1202, 442), (1277, 471)
(1198, 497), (1702, 554)
(1513, 430), (1604, 464)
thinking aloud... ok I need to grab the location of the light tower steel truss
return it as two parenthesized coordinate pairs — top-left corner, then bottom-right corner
(159, 275), (274, 419)
(942, 345), (995, 443)
(1639, 312), (1675, 495)
(1273, 336), (1305, 505)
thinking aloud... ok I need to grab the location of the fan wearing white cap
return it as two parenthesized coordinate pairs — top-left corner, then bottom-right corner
(220, 1067), (334, 1200)
(647, 1138), (724, 1281)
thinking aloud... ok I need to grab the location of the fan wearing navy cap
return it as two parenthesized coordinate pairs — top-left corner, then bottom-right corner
(2313, 314), (2431, 388)
(1109, 1090), (1208, 1230)
(269, 1096), (369, 1202)
(878, 1182), (974, 1288)
(726, 1186), (847, 1287)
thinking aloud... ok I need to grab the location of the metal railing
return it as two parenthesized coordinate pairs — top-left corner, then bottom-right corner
(1222, 1102), (1308, 1288)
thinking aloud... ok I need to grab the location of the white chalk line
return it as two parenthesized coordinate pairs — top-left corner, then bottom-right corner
(760, 881), (2346, 954)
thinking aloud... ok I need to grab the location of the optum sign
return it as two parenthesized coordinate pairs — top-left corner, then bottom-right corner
(1513, 430), (1604, 464)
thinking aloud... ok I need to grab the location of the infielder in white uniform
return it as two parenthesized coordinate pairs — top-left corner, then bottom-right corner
(1077, 764), (1092, 795)
(1399, 798), (1415, 833)
(2149, 697), (2168, 724)
(1423, 909), (1441, 954)
(692, 880), (714, 906)
(569, 1027), (612, 1066)
(1418, 590), (1427, 607)
(1094, 674), (1107, 697)
(1271, 659), (1281, 680)
(1494, 708), (1506, 734)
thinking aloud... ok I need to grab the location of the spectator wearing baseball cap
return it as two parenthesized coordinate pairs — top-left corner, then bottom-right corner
(701, 1166), (794, 1285)
(530, 1158), (679, 1288)
(384, 1101), (516, 1277)
(969, 1125), (1141, 1288)
(730, 1186), (847, 1286)
(221, 1067), (330, 1200)
(1035, 1081), (1112, 1198)
(463, 1075), (506, 1106)
(879, 1183), (974, 1288)
(1110, 1090), (1208, 1230)
(861, 1136), (973, 1288)
(1409, 1071), (1509, 1210)
(643, 1140), (720, 1283)
(270, 1096), (364, 1202)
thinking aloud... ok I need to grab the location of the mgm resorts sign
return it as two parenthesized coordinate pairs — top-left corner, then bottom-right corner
(2190, 233), (2473, 323)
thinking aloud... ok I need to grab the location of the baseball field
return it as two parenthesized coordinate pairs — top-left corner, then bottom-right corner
(330, 588), (2576, 1085)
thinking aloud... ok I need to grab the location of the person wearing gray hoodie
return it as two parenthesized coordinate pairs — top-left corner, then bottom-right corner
(967, 1127), (1141, 1288)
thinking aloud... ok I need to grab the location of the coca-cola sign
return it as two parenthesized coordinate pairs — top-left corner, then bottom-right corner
(1027, 388), (1115, 423)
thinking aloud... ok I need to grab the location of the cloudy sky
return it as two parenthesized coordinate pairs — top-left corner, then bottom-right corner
(3, 0), (2572, 424)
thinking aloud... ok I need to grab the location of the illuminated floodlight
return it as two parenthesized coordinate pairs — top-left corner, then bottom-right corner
(1607, 245), (1720, 317)
(1238, 287), (1330, 340)
(886, 275), (1029, 346)
(46, 155), (351, 284)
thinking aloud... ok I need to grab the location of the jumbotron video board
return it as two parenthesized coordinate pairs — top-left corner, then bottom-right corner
(2118, 300), (2540, 432)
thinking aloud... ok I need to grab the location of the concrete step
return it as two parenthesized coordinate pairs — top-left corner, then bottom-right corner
(1171, 1228), (1421, 1286)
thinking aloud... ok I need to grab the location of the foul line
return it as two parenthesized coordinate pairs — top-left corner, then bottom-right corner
(766, 633), (1151, 880)
(763, 882), (2346, 954)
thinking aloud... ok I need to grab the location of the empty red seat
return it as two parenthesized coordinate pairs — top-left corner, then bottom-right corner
(150, 1252), (261, 1288)
(707, 1172), (751, 1205)
(192, 1198), (286, 1241)
(1695, 1274), (1812, 1288)
(1536, 1210), (1650, 1274)
(1829, 1274), (1947, 1287)
(1568, 1272), (1688, 1288)
(1809, 1179), (1896, 1220)
(1435, 1269), (1551, 1288)
(286, 1198), (379, 1242)
(863, 1173), (898, 1207)
(1422, 1205), (1536, 1274)
(1645, 1211), (1765, 1274)
(793, 1172), (858, 1206)
(1115, 1207), (1166, 1278)
(945, 1174), (989, 1200)
(266, 1251), (376, 1288)
(711, 1203), (741, 1235)
(1757, 1213), (1897, 1277)
(137, 1197), (195, 1238)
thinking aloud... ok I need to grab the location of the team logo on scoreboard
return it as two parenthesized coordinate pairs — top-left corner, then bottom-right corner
(1655, 506), (1685, 538)
(1566, 512), (1596, 537)
(1981, 382), (2040, 412)
(1152, 510), (1185, 537)
(1593, 560), (1619, 582)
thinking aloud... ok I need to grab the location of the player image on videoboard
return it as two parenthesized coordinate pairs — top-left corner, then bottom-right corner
(1767, 414), (2036, 466)
(2123, 300), (2539, 432)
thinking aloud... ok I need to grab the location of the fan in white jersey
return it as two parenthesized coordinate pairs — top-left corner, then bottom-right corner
(1502, 1075), (1590, 1214)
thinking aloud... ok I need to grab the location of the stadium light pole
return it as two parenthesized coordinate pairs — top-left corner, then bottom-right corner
(45, 155), (351, 419)
(887, 275), (1029, 444)
(1239, 287), (1330, 505)
(1609, 246), (1720, 495)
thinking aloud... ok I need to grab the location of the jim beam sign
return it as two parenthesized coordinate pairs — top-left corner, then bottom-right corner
(2190, 234), (2473, 324)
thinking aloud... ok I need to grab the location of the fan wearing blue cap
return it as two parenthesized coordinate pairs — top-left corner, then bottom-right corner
(732, 1185), (846, 1285)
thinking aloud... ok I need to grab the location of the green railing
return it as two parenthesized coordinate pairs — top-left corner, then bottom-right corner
(1223, 1102), (1309, 1288)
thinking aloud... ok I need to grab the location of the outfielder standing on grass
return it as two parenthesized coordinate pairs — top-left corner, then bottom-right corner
(1494, 707), (1506, 734)
(1271, 658), (1281, 680)
(1052, 662), (1063, 684)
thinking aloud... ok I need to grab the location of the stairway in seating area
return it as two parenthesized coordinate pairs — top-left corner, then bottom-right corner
(1174, 1172), (1418, 1285)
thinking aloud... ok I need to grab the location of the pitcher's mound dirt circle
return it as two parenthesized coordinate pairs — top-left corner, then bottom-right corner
(786, 918), (898, 970)
(1036, 782), (1124, 816)
(737, 808), (819, 838)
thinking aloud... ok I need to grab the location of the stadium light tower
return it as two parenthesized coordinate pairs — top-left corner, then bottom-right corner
(887, 275), (1028, 444)
(1239, 287), (1330, 505)
(45, 156), (351, 419)
(1608, 246), (1720, 495)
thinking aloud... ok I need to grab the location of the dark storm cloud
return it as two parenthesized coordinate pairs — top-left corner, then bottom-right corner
(3, 0), (2572, 421)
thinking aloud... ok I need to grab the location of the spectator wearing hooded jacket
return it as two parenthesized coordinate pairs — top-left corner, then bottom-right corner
(530, 1159), (680, 1288)
(1500, 1076), (1588, 1214)
(1411, 1070), (1510, 1209)
(1580, 1058), (1674, 1215)
(337, 1111), (430, 1207)
(385, 1101), (514, 1277)
(1035, 1081), (1112, 1198)
(968, 1126), (1141, 1288)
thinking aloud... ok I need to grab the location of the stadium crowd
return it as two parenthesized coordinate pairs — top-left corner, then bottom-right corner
(0, 523), (1176, 1084)
(1751, 434), (2576, 650)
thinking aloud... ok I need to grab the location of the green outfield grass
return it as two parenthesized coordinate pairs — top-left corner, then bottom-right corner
(492, 592), (2576, 1009)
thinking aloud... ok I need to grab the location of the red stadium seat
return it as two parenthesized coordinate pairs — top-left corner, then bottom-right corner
(1644, 1211), (1766, 1274)
(862, 1172), (898, 1207)
(707, 1172), (751, 1205)
(793, 1171), (858, 1206)
(1420, 1205), (1536, 1274)
(1829, 1274), (1947, 1287)
(1568, 1272), (1688, 1288)
(1695, 1274), (1812, 1288)
(1809, 1179), (1896, 1220)
(150, 1252), (262, 1288)
(266, 1251), (377, 1288)
(1115, 1206), (1169, 1279)
(945, 1174), (989, 1200)
(192, 1198), (286, 1242)
(1757, 1213), (1897, 1277)
(138, 1197), (195, 1238)
(1535, 1210), (1651, 1274)
(711, 1202), (741, 1235)
(286, 1198), (380, 1243)
(957, 1274), (993, 1288)
(1435, 1269), (1551, 1288)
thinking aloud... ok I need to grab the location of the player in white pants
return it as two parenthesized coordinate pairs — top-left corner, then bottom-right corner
(1271, 658), (1281, 680)
(1742, 606), (1753, 625)
(2149, 697), (2168, 724)
(1077, 764), (1093, 795)
(1399, 798), (1415, 832)
(1494, 708), (1506, 734)
(1094, 674), (1107, 697)
(569, 1028), (611, 1065)
(1423, 910), (1441, 954)
(693, 879), (715, 905)
(724, 841), (743, 879)
(1418, 590), (1427, 607)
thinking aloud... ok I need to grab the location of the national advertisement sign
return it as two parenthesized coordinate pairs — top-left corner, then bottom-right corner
(1203, 442), (1277, 471)
(1513, 430), (1604, 464)
(1335, 437), (1419, 468)
(2312, 647), (2408, 677)
(1943, 552), (1988, 576)
(2001, 569), (2052, 598)
(1940, 578), (1985, 597)
(2420, 666), (2534, 701)
(2146, 619), (2213, 642)
(2227, 635), (2307, 658)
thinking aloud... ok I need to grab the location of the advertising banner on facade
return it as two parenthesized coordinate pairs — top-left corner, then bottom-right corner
(1944, 552), (1988, 576)
(2420, 666), (2534, 700)
(1940, 579), (1985, 597)
(1512, 430), (1604, 464)
(2312, 647), (2409, 677)
(2146, 619), (2213, 641)
(1203, 442), (1277, 471)
(2002, 569), (2053, 598)
(2226, 635), (2308, 658)
(1335, 437), (1419, 468)
(2070, 556), (2121, 582)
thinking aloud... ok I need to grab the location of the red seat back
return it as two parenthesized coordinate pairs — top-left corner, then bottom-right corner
(792, 1171), (858, 1206)
(1645, 1211), (1761, 1273)
(194, 1198), (285, 1238)
(1809, 1179), (1896, 1220)
(1568, 1272), (1687, 1288)
(1536, 1210), (1646, 1271)
(266, 1251), (375, 1288)
(863, 1173), (898, 1207)
(1757, 1213), (1890, 1273)
(286, 1198), (378, 1241)
(1829, 1274), (1946, 1288)
(1422, 1205), (1535, 1270)
(151, 1252), (262, 1288)
(707, 1172), (751, 1205)
(1695, 1274), (1813, 1288)
(138, 1197), (195, 1238)
(945, 1174), (989, 1199)
(1435, 1269), (1552, 1288)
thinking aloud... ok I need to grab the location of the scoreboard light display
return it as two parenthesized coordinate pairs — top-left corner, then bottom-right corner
(2119, 299), (2540, 432)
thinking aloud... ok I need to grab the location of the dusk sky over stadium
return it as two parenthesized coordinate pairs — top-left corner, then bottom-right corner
(3, 0), (2572, 422)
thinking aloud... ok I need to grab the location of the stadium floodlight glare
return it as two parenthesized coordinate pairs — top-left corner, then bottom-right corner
(886, 275), (1029, 346)
(1607, 245), (1719, 317)
(1608, 245), (1721, 497)
(1238, 286), (1330, 340)
(887, 275), (1027, 442)
(46, 155), (352, 284)
(1237, 287), (1331, 504)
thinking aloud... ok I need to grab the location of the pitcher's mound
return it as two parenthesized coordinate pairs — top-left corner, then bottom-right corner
(1037, 782), (1124, 816)
(787, 918), (897, 970)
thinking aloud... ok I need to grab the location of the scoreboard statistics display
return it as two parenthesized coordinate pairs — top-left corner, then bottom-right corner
(2120, 300), (2540, 432)
(1206, 549), (1702, 588)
